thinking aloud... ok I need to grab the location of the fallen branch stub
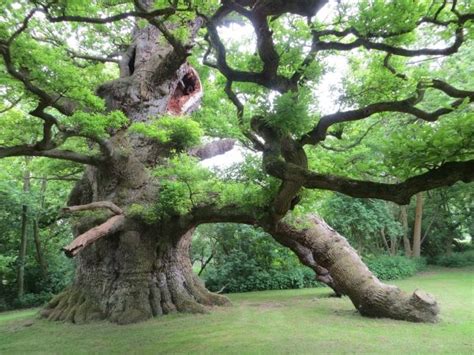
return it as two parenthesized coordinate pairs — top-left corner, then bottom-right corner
(62, 215), (126, 258)
(61, 201), (125, 258)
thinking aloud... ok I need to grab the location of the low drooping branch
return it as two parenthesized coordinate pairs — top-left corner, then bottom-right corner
(62, 201), (125, 257)
(266, 159), (474, 205)
(271, 230), (343, 296)
(62, 215), (126, 258)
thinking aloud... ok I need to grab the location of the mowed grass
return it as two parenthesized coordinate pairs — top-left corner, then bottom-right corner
(0, 267), (473, 354)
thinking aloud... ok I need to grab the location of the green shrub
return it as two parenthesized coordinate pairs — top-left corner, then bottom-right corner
(0, 298), (9, 312)
(364, 255), (425, 280)
(203, 251), (321, 293)
(434, 250), (474, 267)
(13, 292), (52, 309)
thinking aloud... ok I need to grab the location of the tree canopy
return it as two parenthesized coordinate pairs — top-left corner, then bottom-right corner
(1, 0), (472, 214)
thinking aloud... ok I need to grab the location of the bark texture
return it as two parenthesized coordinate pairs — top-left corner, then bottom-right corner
(42, 227), (229, 324)
(270, 215), (439, 322)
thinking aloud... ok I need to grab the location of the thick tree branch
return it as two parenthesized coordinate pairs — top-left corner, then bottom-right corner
(61, 201), (125, 257)
(62, 215), (126, 257)
(0, 145), (104, 166)
(314, 29), (464, 56)
(265, 159), (474, 205)
(203, 10), (292, 93)
(67, 51), (121, 64)
(62, 201), (123, 215)
(41, 6), (176, 25)
(189, 139), (236, 160)
(301, 84), (473, 146)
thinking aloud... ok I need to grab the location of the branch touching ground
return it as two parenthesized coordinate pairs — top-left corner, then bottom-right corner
(270, 215), (439, 322)
(62, 215), (126, 258)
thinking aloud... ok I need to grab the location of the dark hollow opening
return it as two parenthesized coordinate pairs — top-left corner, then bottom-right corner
(128, 47), (136, 75)
(167, 69), (201, 115)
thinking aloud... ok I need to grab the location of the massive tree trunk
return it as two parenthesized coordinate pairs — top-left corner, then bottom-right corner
(42, 227), (229, 324)
(269, 215), (439, 323)
(41, 16), (228, 324)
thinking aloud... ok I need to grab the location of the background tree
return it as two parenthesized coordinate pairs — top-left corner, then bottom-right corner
(0, 158), (76, 311)
(0, 0), (472, 324)
(192, 223), (320, 293)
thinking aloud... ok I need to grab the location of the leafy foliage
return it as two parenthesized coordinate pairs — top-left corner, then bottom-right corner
(320, 194), (402, 253)
(193, 224), (321, 293)
(364, 255), (426, 281)
(0, 0), (473, 311)
(130, 116), (203, 150)
(64, 111), (128, 138)
(433, 250), (474, 268)
(261, 89), (314, 136)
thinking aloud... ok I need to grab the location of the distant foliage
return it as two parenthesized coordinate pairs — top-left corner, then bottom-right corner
(194, 224), (321, 293)
(0, 159), (76, 311)
(364, 255), (426, 280)
(321, 193), (402, 254)
(130, 116), (203, 150)
(434, 250), (474, 268)
(204, 250), (320, 293)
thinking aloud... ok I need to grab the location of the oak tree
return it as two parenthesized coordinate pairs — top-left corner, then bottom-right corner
(0, 0), (472, 324)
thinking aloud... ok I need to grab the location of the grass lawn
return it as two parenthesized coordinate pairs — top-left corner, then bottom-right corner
(1, 267), (473, 354)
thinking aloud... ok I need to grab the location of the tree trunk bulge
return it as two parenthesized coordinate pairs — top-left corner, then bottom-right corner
(270, 216), (438, 323)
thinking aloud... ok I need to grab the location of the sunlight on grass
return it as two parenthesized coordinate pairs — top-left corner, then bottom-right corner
(1, 267), (473, 354)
